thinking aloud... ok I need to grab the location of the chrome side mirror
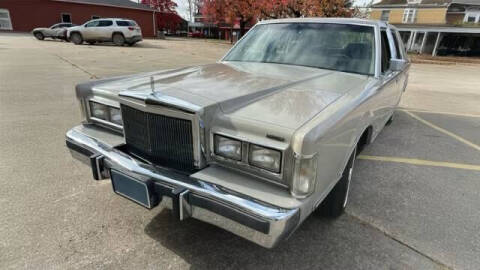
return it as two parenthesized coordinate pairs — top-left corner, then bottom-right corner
(390, 59), (407, 72)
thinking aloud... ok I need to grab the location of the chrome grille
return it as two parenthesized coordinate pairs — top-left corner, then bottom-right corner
(121, 105), (195, 171)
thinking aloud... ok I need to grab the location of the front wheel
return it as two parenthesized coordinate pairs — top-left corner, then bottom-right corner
(34, 32), (44, 40)
(70, 33), (83, 45)
(112, 33), (125, 46)
(317, 147), (356, 218)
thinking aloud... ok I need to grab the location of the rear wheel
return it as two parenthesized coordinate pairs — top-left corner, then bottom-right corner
(34, 32), (44, 40)
(70, 33), (83, 45)
(317, 147), (356, 218)
(112, 33), (125, 46)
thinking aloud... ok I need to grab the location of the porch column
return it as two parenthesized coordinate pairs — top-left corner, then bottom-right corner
(420, 31), (428, 54)
(432, 32), (442, 57)
(408, 31), (417, 51)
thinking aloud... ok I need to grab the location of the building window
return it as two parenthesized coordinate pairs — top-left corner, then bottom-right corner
(403, 8), (417, 23)
(92, 15), (100, 19)
(0, 9), (13, 30)
(464, 11), (480, 23)
(61, 13), (71, 23)
(380, 10), (390, 21)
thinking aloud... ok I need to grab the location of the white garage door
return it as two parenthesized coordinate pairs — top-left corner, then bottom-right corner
(0, 9), (12, 30)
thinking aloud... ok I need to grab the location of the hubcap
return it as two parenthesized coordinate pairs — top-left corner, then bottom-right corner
(343, 167), (353, 208)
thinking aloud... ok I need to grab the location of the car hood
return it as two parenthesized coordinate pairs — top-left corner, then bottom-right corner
(33, 27), (49, 31)
(92, 62), (372, 130)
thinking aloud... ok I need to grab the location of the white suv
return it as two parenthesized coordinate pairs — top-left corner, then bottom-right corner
(67, 18), (142, 46)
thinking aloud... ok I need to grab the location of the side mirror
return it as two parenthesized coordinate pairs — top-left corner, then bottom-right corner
(390, 59), (407, 72)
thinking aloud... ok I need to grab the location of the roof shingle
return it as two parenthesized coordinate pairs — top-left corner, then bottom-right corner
(54, 0), (155, 11)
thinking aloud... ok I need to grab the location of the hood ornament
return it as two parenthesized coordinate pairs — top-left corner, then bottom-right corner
(150, 76), (155, 93)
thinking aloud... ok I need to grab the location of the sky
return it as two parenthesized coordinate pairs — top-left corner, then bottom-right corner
(132, 0), (376, 21)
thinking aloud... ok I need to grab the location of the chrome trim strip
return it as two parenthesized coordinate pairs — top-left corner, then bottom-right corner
(66, 127), (299, 248)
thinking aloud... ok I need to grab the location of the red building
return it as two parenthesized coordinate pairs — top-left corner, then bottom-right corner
(0, 0), (157, 37)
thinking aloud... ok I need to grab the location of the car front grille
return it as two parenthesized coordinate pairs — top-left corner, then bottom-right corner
(121, 105), (195, 171)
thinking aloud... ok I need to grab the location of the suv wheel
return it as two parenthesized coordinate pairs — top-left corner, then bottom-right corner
(34, 32), (44, 40)
(317, 147), (356, 218)
(112, 33), (125, 46)
(70, 33), (83, 45)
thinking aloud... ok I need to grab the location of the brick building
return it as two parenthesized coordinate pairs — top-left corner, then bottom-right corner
(0, 0), (157, 37)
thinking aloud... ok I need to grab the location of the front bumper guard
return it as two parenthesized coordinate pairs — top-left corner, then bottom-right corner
(66, 128), (300, 248)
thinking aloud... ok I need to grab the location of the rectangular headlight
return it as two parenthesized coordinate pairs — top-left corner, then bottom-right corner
(89, 101), (122, 127)
(109, 107), (123, 126)
(89, 101), (108, 120)
(248, 144), (281, 173)
(214, 135), (242, 161)
(292, 154), (318, 197)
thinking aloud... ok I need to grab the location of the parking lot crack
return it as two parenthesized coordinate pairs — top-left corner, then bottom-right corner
(346, 212), (453, 270)
(52, 53), (99, 79)
(404, 110), (480, 152)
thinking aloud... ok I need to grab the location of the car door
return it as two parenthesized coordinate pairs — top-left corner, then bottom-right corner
(82, 20), (99, 40)
(96, 20), (114, 41)
(45, 24), (59, 37)
(52, 23), (67, 37)
(375, 28), (399, 127)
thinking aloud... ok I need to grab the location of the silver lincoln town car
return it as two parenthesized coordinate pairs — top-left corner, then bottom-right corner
(66, 18), (409, 248)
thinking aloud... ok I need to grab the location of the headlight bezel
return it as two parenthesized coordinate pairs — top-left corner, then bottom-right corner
(211, 132), (285, 183)
(87, 99), (123, 132)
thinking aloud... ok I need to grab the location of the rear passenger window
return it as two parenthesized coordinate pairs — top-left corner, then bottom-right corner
(116, 21), (135, 27)
(98, 20), (113, 27)
(380, 30), (392, 73)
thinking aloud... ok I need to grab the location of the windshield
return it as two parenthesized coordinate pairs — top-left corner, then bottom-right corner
(223, 23), (375, 76)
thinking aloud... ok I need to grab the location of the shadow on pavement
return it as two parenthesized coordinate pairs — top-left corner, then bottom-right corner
(80, 42), (165, 49)
(144, 208), (438, 269)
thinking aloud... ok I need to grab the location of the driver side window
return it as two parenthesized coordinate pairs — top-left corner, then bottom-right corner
(380, 30), (392, 73)
(85, 21), (99, 28)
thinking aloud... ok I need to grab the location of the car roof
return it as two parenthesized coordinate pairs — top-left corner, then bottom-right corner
(257, 17), (390, 28)
(88, 18), (134, 21)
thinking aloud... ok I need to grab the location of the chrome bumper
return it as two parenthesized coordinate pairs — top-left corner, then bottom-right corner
(65, 127), (300, 248)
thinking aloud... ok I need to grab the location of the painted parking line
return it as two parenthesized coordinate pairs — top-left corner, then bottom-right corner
(403, 110), (480, 152)
(400, 108), (480, 119)
(358, 155), (480, 172)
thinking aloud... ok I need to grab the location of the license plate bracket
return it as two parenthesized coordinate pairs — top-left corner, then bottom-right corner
(110, 170), (158, 208)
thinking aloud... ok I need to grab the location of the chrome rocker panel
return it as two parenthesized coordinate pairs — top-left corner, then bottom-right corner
(66, 126), (300, 248)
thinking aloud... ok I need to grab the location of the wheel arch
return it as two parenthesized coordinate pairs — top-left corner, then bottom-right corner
(112, 31), (124, 39)
(356, 125), (373, 155)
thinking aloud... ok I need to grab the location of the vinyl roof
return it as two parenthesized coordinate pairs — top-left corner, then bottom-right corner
(258, 17), (387, 27)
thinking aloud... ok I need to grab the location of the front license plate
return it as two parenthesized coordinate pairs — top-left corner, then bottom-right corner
(111, 170), (152, 208)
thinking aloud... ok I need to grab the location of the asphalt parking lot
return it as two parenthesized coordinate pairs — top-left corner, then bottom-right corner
(1, 33), (479, 269)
